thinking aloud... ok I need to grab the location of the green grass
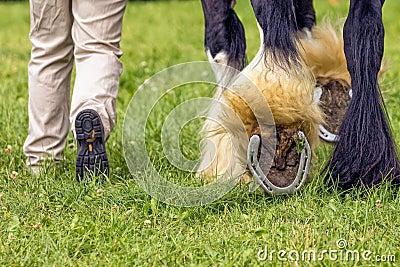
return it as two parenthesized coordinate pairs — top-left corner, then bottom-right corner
(1, 0), (400, 266)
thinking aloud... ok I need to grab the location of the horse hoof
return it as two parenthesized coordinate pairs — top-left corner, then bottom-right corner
(314, 79), (352, 143)
(247, 125), (311, 195)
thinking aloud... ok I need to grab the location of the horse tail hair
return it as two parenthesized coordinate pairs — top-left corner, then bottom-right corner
(325, 0), (400, 189)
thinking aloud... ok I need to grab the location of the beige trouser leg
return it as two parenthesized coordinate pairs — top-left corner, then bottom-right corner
(24, 0), (127, 167)
(24, 0), (74, 167)
(70, 0), (127, 140)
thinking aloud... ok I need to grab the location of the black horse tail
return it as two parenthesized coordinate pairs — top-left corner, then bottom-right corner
(326, 0), (400, 189)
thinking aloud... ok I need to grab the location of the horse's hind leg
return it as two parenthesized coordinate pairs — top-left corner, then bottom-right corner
(326, 0), (400, 189)
(201, 0), (246, 83)
(250, 0), (299, 67)
(197, 0), (323, 188)
(244, 0), (322, 192)
(295, 0), (353, 143)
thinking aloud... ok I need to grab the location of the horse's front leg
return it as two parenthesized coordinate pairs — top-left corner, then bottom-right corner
(326, 0), (400, 189)
(243, 0), (323, 193)
(201, 0), (246, 84)
(294, 0), (316, 31)
(197, 0), (248, 181)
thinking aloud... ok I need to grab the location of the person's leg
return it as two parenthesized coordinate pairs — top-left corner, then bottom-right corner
(24, 0), (74, 170)
(70, 0), (127, 140)
(70, 0), (127, 179)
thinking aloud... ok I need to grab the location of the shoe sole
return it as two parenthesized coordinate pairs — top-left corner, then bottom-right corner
(75, 109), (109, 181)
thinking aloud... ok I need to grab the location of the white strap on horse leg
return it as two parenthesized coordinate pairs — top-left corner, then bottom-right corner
(318, 124), (338, 142)
(314, 87), (352, 143)
(247, 131), (311, 195)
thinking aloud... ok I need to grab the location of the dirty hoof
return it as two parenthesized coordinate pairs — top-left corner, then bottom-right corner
(247, 125), (311, 195)
(315, 78), (352, 142)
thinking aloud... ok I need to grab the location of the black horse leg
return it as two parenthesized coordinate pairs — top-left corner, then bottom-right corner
(250, 0), (299, 69)
(201, 0), (246, 82)
(326, 0), (400, 189)
(294, 0), (316, 31)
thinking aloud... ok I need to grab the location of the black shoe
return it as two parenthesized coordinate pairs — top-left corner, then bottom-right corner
(75, 109), (109, 181)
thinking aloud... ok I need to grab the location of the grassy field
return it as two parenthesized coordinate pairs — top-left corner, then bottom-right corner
(1, 0), (400, 266)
